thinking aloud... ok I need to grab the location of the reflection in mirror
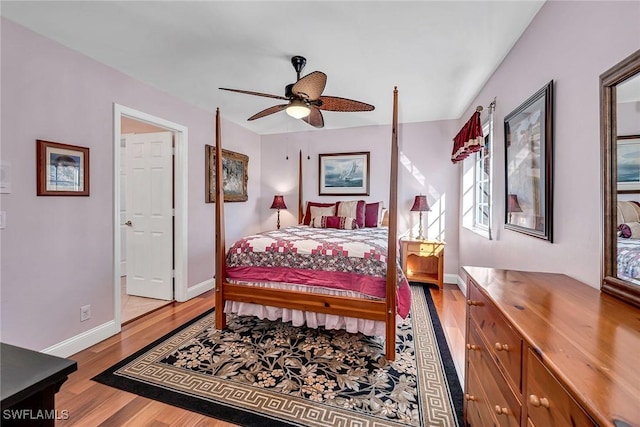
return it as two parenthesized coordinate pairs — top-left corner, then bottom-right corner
(602, 49), (640, 308)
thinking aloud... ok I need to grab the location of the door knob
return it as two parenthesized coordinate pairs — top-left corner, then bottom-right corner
(125, 221), (132, 226)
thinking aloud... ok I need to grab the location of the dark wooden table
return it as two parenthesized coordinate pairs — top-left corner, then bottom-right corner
(1, 343), (77, 426)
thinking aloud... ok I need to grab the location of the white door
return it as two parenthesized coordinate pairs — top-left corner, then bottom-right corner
(125, 131), (174, 300)
(120, 137), (127, 276)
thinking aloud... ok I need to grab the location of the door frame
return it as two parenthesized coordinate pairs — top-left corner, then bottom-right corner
(113, 103), (189, 329)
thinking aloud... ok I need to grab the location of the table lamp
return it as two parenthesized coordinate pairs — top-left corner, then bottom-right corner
(270, 195), (287, 229)
(410, 194), (430, 240)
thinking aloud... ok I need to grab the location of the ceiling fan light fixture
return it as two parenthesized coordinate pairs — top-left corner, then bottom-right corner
(286, 99), (311, 119)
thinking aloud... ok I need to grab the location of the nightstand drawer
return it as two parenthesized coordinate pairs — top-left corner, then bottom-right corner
(405, 241), (441, 255)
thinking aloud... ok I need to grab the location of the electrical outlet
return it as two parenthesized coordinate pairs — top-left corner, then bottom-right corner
(80, 305), (91, 322)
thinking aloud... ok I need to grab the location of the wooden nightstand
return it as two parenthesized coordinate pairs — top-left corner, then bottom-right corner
(400, 238), (445, 289)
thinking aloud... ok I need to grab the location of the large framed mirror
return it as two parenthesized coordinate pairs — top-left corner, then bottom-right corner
(602, 49), (640, 308)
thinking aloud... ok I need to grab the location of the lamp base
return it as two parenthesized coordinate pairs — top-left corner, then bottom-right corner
(414, 211), (425, 240)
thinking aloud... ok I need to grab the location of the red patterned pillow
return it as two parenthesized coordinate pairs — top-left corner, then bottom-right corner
(303, 202), (335, 225)
(310, 216), (357, 230)
(336, 200), (366, 228)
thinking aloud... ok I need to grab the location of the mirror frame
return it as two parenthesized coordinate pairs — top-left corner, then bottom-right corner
(602, 49), (640, 308)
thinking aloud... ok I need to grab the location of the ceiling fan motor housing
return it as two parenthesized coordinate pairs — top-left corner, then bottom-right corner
(291, 55), (306, 76)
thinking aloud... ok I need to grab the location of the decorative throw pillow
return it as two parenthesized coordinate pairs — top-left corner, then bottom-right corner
(365, 201), (384, 227)
(336, 200), (366, 228)
(311, 215), (357, 230)
(618, 222), (640, 238)
(303, 202), (335, 225)
(310, 205), (336, 222)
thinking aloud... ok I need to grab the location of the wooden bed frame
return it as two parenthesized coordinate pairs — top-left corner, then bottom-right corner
(214, 88), (400, 360)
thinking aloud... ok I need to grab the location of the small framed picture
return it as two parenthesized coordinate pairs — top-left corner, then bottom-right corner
(318, 152), (370, 196)
(37, 140), (90, 196)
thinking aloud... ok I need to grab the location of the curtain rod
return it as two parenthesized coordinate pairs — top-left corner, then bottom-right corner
(475, 97), (497, 113)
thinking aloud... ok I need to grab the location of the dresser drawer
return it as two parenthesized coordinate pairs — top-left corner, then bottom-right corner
(468, 281), (523, 391)
(465, 362), (498, 427)
(526, 350), (596, 427)
(467, 326), (520, 427)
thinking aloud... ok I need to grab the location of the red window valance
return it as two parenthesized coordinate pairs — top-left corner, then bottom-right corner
(451, 111), (484, 164)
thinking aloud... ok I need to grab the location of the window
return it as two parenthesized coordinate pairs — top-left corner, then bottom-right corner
(462, 121), (493, 238)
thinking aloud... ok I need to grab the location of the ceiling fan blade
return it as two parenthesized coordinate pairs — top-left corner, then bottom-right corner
(317, 96), (375, 112)
(247, 104), (288, 121)
(292, 71), (327, 101)
(302, 106), (324, 128)
(219, 87), (288, 101)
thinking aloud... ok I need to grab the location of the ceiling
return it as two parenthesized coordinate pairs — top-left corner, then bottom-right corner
(1, 1), (545, 135)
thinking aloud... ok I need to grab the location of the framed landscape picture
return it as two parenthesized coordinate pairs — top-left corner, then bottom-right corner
(205, 145), (248, 203)
(36, 139), (90, 196)
(617, 136), (640, 193)
(318, 152), (370, 196)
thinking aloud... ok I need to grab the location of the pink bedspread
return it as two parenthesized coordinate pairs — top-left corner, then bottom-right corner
(226, 226), (411, 317)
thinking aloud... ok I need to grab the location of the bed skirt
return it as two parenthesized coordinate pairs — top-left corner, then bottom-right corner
(223, 280), (401, 337)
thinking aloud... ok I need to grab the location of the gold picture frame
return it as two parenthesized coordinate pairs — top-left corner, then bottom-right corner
(205, 145), (248, 203)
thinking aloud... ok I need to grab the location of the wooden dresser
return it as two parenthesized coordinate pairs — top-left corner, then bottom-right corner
(462, 266), (640, 427)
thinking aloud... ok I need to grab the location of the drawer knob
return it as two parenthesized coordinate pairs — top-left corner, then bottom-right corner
(465, 393), (477, 401)
(466, 343), (480, 351)
(467, 300), (480, 306)
(494, 405), (509, 415)
(494, 342), (510, 352)
(529, 394), (550, 409)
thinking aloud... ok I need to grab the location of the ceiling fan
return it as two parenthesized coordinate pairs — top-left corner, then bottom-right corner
(219, 56), (374, 128)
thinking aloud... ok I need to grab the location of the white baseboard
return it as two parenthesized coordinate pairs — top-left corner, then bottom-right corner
(184, 278), (214, 301)
(456, 275), (467, 295)
(42, 320), (120, 358)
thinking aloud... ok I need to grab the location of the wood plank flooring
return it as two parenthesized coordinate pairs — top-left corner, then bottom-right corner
(54, 284), (466, 426)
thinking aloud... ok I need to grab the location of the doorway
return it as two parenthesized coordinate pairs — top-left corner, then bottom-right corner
(113, 104), (188, 328)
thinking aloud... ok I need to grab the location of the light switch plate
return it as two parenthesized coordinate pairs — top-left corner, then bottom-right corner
(0, 211), (5, 229)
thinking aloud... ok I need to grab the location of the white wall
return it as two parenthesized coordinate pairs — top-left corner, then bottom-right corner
(0, 18), (260, 351)
(458, 1), (640, 288)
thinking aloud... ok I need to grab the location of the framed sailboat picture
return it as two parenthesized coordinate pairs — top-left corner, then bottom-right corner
(318, 152), (370, 196)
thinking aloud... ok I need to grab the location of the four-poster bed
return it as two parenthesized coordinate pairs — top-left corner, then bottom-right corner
(214, 88), (404, 360)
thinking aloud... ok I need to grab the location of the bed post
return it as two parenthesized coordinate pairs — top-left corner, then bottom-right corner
(214, 108), (227, 329)
(298, 149), (304, 224)
(385, 87), (399, 361)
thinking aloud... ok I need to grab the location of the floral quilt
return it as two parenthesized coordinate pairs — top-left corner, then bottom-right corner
(226, 226), (411, 317)
(617, 238), (640, 281)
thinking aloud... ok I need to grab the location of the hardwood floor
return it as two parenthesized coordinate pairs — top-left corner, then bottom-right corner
(54, 284), (466, 426)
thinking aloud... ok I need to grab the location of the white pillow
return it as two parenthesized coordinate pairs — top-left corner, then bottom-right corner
(380, 208), (388, 226)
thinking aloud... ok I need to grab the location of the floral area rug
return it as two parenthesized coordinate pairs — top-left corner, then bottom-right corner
(93, 285), (462, 426)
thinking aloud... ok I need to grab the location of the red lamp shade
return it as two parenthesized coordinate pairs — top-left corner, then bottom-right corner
(508, 194), (523, 213)
(410, 195), (430, 212)
(270, 195), (287, 210)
